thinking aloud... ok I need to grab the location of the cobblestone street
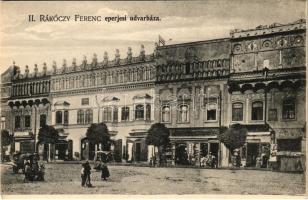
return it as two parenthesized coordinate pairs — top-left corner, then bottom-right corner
(1, 163), (305, 195)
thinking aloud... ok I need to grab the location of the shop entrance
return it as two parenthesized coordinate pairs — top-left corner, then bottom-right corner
(209, 143), (219, 158)
(175, 143), (188, 165)
(135, 143), (141, 161)
(247, 143), (259, 167)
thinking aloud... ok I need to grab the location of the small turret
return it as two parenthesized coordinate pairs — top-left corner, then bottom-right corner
(127, 47), (132, 63)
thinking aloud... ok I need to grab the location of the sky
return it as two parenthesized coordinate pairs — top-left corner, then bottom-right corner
(0, 0), (306, 75)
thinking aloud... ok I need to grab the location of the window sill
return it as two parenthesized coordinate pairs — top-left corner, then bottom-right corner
(281, 118), (297, 122)
(177, 122), (190, 124)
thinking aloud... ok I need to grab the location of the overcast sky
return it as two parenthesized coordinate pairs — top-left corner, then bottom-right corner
(0, 0), (306, 75)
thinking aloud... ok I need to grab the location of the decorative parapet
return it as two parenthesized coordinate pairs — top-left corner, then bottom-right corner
(9, 45), (155, 80)
(230, 19), (306, 39)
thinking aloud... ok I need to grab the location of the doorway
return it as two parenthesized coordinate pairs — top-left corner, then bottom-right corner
(135, 143), (141, 161)
(247, 143), (259, 167)
(175, 143), (188, 165)
(209, 143), (219, 158)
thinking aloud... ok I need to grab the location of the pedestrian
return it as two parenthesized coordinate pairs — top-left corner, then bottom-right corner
(81, 163), (86, 187)
(24, 160), (32, 182)
(101, 162), (110, 181)
(84, 161), (92, 187)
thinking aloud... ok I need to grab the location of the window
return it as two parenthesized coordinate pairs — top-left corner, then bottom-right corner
(40, 114), (46, 127)
(25, 115), (31, 128)
(206, 97), (217, 121)
(282, 98), (295, 119)
(146, 105), (151, 121)
(113, 107), (118, 122)
(178, 105), (189, 123)
(103, 107), (112, 122)
(232, 102), (243, 121)
(162, 106), (170, 122)
(268, 109), (277, 121)
(81, 98), (89, 105)
(121, 107), (130, 121)
(77, 110), (84, 124)
(185, 63), (190, 74)
(56, 111), (63, 124)
(135, 105), (144, 120)
(64, 110), (69, 125)
(251, 101), (263, 120)
(263, 59), (269, 68)
(15, 116), (21, 129)
(85, 109), (93, 124)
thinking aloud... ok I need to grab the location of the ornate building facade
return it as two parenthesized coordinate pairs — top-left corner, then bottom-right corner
(49, 46), (156, 161)
(1, 19), (305, 169)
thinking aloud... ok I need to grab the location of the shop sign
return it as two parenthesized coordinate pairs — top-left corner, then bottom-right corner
(14, 131), (33, 137)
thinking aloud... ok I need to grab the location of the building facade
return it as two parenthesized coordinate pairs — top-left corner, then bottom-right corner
(49, 46), (156, 161)
(1, 19), (306, 169)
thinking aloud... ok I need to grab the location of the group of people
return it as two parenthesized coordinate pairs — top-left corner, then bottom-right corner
(81, 160), (110, 187)
(200, 152), (217, 168)
(24, 157), (45, 182)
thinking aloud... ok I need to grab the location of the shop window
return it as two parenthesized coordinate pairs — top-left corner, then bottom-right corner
(64, 110), (69, 125)
(146, 105), (151, 121)
(178, 105), (189, 123)
(103, 107), (112, 122)
(135, 105), (144, 120)
(56, 111), (63, 124)
(251, 101), (263, 120)
(282, 98), (295, 119)
(40, 114), (46, 127)
(113, 107), (118, 122)
(25, 115), (31, 128)
(277, 139), (301, 152)
(15, 116), (21, 129)
(232, 102), (243, 121)
(268, 109), (277, 121)
(81, 98), (89, 105)
(77, 110), (84, 124)
(162, 106), (170, 123)
(121, 107), (129, 121)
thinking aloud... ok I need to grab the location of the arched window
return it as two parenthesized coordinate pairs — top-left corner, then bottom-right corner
(121, 107), (130, 121)
(282, 98), (295, 119)
(85, 109), (93, 124)
(135, 105), (144, 120)
(77, 110), (84, 124)
(178, 105), (189, 123)
(146, 105), (151, 121)
(252, 101), (263, 120)
(103, 107), (112, 122)
(162, 106), (170, 122)
(56, 111), (62, 124)
(232, 102), (243, 121)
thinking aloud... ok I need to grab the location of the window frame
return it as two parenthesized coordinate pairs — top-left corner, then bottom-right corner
(177, 104), (189, 123)
(135, 104), (144, 120)
(251, 101), (264, 121)
(232, 102), (244, 122)
(121, 107), (130, 121)
(56, 111), (63, 125)
(282, 98), (296, 120)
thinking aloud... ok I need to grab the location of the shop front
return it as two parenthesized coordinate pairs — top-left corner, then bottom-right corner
(13, 131), (35, 154)
(126, 131), (148, 163)
(169, 128), (226, 167)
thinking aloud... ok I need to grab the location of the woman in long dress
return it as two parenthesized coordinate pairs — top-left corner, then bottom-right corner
(101, 162), (110, 181)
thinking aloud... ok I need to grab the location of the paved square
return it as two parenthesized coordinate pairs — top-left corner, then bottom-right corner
(1, 163), (305, 195)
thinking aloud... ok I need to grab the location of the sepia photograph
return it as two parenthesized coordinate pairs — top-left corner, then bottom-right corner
(0, 0), (306, 198)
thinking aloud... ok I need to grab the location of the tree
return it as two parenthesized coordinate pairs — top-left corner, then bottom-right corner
(218, 123), (247, 154)
(86, 123), (111, 150)
(146, 123), (170, 152)
(38, 125), (60, 144)
(1, 129), (13, 147)
(1, 130), (13, 161)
